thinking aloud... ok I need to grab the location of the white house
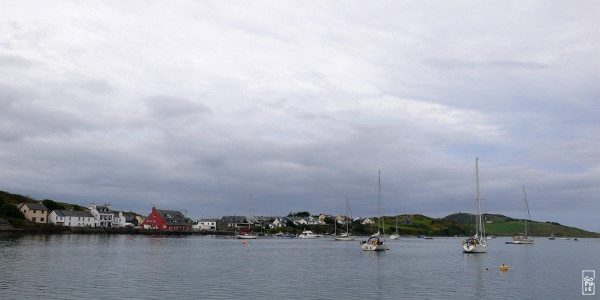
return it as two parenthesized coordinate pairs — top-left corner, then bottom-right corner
(89, 203), (114, 227)
(112, 211), (127, 227)
(289, 217), (308, 226)
(270, 217), (286, 228)
(49, 210), (96, 227)
(193, 218), (217, 231)
(361, 218), (375, 225)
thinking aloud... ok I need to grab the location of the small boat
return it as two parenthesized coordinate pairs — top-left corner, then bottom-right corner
(562, 236), (570, 240)
(298, 229), (317, 239)
(236, 230), (258, 239)
(360, 236), (387, 251)
(574, 238), (579, 241)
(333, 197), (356, 241)
(511, 186), (534, 245)
(362, 170), (388, 251)
(462, 158), (487, 253)
(236, 194), (258, 239)
(549, 233), (555, 240)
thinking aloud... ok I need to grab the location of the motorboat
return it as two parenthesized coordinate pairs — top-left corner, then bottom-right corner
(298, 229), (317, 239)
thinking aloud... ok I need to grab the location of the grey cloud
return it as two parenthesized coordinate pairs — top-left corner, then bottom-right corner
(0, 54), (33, 67)
(424, 58), (549, 70)
(144, 95), (212, 118)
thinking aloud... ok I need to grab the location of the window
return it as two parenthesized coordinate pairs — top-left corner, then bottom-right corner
(33, 210), (37, 214)
(41, 218), (44, 222)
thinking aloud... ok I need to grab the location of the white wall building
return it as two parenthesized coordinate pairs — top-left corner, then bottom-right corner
(112, 211), (127, 227)
(49, 210), (96, 227)
(89, 203), (114, 227)
(193, 218), (217, 231)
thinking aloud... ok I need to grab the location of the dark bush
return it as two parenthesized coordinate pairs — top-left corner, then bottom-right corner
(0, 204), (25, 219)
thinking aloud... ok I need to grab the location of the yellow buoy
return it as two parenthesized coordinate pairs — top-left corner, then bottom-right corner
(499, 264), (508, 271)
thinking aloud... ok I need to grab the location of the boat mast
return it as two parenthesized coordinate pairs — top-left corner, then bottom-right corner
(345, 197), (350, 235)
(249, 194), (252, 232)
(378, 170), (384, 237)
(523, 186), (531, 238)
(475, 158), (484, 238)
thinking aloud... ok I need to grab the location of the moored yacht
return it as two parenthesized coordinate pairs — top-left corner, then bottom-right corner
(298, 229), (317, 239)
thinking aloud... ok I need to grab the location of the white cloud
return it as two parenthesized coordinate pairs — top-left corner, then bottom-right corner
(0, 1), (599, 232)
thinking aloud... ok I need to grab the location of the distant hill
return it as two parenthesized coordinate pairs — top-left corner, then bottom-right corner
(445, 213), (600, 238)
(0, 190), (86, 212)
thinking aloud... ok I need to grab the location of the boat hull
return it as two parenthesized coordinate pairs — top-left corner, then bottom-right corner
(511, 240), (533, 244)
(512, 235), (534, 244)
(236, 235), (258, 239)
(361, 237), (386, 251)
(462, 244), (487, 253)
(333, 235), (356, 241)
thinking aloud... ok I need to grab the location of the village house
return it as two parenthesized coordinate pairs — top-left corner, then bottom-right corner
(361, 218), (375, 225)
(18, 202), (48, 223)
(89, 203), (114, 228)
(269, 217), (287, 229)
(192, 218), (217, 231)
(219, 216), (247, 230)
(48, 210), (96, 227)
(141, 206), (191, 231)
(112, 211), (126, 228)
(122, 211), (144, 226)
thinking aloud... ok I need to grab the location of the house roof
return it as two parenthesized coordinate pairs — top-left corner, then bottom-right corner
(156, 209), (189, 226)
(221, 216), (247, 223)
(53, 210), (94, 218)
(200, 218), (217, 222)
(20, 202), (48, 211)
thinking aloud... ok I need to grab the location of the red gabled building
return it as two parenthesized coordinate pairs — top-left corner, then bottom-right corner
(141, 206), (192, 231)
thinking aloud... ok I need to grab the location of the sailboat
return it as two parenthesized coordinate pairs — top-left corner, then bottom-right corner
(462, 158), (487, 253)
(237, 194), (258, 239)
(512, 186), (534, 244)
(333, 197), (355, 241)
(361, 170), (387, 251)
(389, 209), (399, 240)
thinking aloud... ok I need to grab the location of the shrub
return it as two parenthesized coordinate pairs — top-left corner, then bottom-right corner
(0, 204), (25, 219)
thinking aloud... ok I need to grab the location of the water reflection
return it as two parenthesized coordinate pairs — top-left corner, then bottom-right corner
(1, 235), (599, 299)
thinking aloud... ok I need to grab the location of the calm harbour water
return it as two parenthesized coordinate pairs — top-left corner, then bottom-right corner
(1, 234), (598, 299)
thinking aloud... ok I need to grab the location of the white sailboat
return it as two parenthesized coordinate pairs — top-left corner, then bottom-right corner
(512, 186), (534, 244)
(237, 194), (258, 239)
(333, 197), (355, 241)
(361, 170), (387, 251)
(462, 158), (487, 253)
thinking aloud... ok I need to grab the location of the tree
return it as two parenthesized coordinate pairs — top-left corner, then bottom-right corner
(42, 199), (66, 212)
(0, 204), (25, 219)
(287, 211), (310, 218)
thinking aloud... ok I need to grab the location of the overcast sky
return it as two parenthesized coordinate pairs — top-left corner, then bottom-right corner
(1, 1), (599, 231)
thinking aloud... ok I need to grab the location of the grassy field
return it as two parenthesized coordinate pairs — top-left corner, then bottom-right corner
(449, 213), (599, 238)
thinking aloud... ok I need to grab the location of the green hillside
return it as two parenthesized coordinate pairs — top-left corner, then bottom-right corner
(445, 213), (599, 238)
(0, 191), (86, 212)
